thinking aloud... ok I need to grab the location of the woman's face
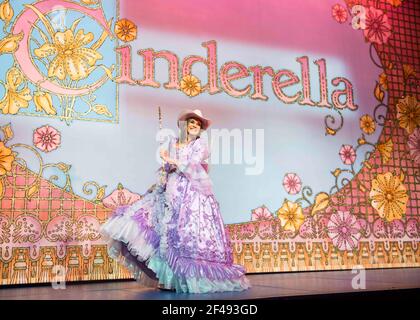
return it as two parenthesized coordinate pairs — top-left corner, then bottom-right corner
(187, 118), (202, 136)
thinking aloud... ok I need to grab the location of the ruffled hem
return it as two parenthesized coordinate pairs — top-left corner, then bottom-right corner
(165, 247), (247, 282)
(107, 239), (158, 285)
(100, 203), (251, 293)
(148, 255), (251, 294)
(100, 212), (159, 261)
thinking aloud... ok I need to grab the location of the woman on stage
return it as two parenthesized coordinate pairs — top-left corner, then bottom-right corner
(100, 109), (250, 293)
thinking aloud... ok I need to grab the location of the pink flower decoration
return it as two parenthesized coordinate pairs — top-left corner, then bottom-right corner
(251, 205), (274, 221)
(332, 4), (348, 23)
(33, 125), (61, 152)
(282, 173), (302, 195)
(363, 7), (392, 45)
(408, 128), (420, 165)
(327, 211), (361, 251)
(339, 144), (356, 165)
(102, 183), (142, 209)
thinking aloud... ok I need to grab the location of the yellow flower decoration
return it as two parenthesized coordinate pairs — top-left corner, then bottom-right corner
(374, 82), (385, 102)
(369, 172), (408, 222)
(332, 168), (342, 177)
(376, 138), (393, 164)
(0, 67), (32, 115)
(0, 32), (23, 55)
(325, 127), (337, 136)
(396, 95), (420, 135)
(34, 90), (56, 115)
(114, 18), (137, 42)
(0, 0), (13, 27)
(276, 200), (305, 233)
(358, 134), (366, 145)
(379, 72), (388, 91)
(1, 123), (13, 142)
(180, 75), (202, 97)
(387, 0), (403, 7)
(34, 29), (102, 81)
(92, 104), (112, 117)
(0, 141), (14, 176)
(360, 114), (376, 135)
(81, 0), (99, 4)
(403, 64), (415, 80)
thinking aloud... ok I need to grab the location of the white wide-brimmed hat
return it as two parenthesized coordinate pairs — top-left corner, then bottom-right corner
(177, 109), (211, 130)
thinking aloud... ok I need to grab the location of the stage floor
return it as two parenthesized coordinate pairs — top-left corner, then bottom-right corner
(1, 268), (419, 300)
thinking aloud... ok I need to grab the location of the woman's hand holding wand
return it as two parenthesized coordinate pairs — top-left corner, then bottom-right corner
(160, 149), (179, 167)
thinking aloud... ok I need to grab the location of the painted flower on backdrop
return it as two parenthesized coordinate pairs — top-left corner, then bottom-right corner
(0, 32), (23, 55)
(114, 18), (137, 42)
(339, 145), (356, 165)
(33, 125), (61, 153)
(332, 4), (348, 23)
(327, 211), (361, 251)
(180, 75), (202, 97)
(282, 173), (302, 195)
(276, 200), (305, 233)
(363, 7), (392, 45)
(251, 205), (274, 221)
(0, 141), (14, 176)
(34, 90), (56, 115)
(379, 72), (388, 91)
(386, 0), (403, 7)
(408, 128), (420, 165)
(369, 172), (408, 222)
(358, 134), (367, 146)
(0, 67), (32, 115)
(0, 123), (13, 142)
(0, 0), (13, 27)
(396, 95), (420, 135)
(403, 64), (416, 80)
(360, 114), (376, 135)
(376, 138), (393, 164)
(34, 29), (103, 81)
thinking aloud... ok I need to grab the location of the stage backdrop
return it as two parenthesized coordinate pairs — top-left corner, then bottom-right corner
(0, 0), (418, 285)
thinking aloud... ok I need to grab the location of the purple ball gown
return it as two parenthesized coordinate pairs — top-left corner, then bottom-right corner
(100, 136), (250, 293)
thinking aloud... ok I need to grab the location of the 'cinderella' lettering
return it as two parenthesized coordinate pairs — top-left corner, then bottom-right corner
(13, 1), (358, 112)
(116, 40), (358, 111)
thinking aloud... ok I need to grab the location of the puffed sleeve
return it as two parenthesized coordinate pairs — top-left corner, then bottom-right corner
(177, 138), (213, 196)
